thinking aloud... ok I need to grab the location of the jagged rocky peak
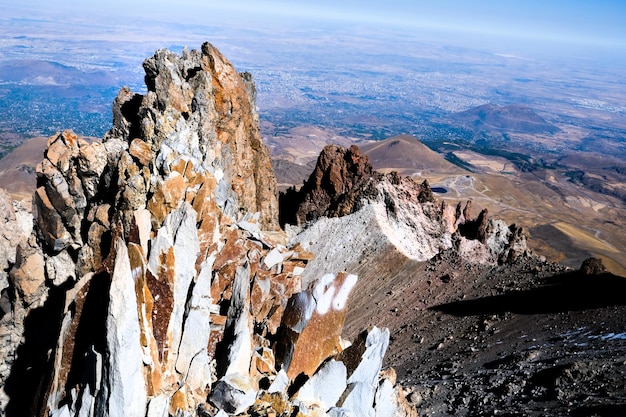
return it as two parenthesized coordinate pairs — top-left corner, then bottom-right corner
(0, 42), (416, 417)
(107, 41), (278, 231)
(280, 143), (433, 226)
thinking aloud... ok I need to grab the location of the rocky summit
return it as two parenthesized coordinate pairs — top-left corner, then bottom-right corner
(0, 42), (416, 417)
(2, 41), (623, 417)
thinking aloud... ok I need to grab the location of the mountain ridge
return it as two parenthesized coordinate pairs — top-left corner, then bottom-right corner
(0, 42), (416, 417)
(0, 42), (624, 417)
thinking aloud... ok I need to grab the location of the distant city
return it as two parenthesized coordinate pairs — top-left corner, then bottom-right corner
(1, 15), (625, 159)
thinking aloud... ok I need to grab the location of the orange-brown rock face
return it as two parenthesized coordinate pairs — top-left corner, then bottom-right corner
(279, 144), (375, 226)
(275, 272), (358, 379)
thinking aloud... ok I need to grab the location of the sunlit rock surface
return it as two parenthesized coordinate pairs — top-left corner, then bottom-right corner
(0, 42), (415, 417)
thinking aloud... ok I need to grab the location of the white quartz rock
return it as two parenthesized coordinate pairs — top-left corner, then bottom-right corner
(296, 360), (347, 410)
(105, 239), (147, 417)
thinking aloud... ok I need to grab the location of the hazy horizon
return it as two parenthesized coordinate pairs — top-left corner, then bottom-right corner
(2, 0), (625, 51)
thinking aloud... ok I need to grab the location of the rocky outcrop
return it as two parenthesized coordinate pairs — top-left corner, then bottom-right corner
(579, 257), (608, 275)
(280, 144), (375, 226)
(106, 42), (279, 231)
(284, 145), (529, 286)
(0, 189), (32, 299)
(280, 144), (435, 227)
(0, 43), (414, 417)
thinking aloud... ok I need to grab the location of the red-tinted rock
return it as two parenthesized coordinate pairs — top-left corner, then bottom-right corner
(275, 272), (358, 379)
(129, 138), (153, 166)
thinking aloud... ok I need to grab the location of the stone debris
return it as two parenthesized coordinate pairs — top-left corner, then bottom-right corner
(0, 42), (415, 417)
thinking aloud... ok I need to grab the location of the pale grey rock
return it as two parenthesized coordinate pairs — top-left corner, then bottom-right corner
(147, 221), (174, 277)
(210, 373), (257, 415)
(49, 404), (71, 417)
(328, 407), (357, 417)
(224, 262), (253, 376)
(293, 403), (327, 416)
(483, 219), (511, 256)
(146, 395), (170, 417)
(13, 200), (33, 234)
(0, 386), (9, 413)
(347, 327), (389, 386)
(105, 239), (147, 417)
(47, 309), (74, 410)
(455, 235), (495, 264)
(149, 202), (201, 373)
(133, 208), (151, 255)
(237, 212), (262, 237)
(0, 190), (32, 293)
(293, 195), (451, 287)
(102, 137), (129, 165)
(263, 247), (284, 269)
(268, 369), (290, 394)
(77, 141), (108, 199)
(338, 382), (375, 417)
(33, 186), (73, 252)
(45, 249), (76, 286)
(186, 350), (212, 393)
(296, 360), (347, 410)
(76, 384), (95, 417)
(40, 160), (75, 218)
(335, 327), (390, 417)
(374, 180), (449, 259)
(176, 254), (215, 378)
(374, 379), (398, 417)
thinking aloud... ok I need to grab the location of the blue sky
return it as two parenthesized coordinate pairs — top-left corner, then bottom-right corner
(3, 0), (626, 48)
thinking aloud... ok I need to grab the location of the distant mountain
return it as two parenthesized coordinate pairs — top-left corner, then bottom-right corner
(270, 134), (467, 190)
(0, 136), (46, 201)
(271, 158), (315, 191)
(0, 59), (119, 86)
(453, 103), (560, 134)
(359, 134), (467, 176)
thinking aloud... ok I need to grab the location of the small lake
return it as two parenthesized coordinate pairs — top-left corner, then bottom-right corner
(431, 187), (448, 194)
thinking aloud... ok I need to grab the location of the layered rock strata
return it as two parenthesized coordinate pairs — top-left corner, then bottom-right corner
(0, 43), (415, 417)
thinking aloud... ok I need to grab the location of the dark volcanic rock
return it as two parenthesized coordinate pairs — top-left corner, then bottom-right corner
(279, 144), (374, 226)
(280, 144), (435, 227)
(579, 257), (608, 275)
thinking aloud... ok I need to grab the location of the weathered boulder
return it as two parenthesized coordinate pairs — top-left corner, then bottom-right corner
(275, 272), (358, 379)
(580, 257), (608, 275)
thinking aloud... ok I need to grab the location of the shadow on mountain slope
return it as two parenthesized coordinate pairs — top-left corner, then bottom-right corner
(431, 270), (626, 316)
